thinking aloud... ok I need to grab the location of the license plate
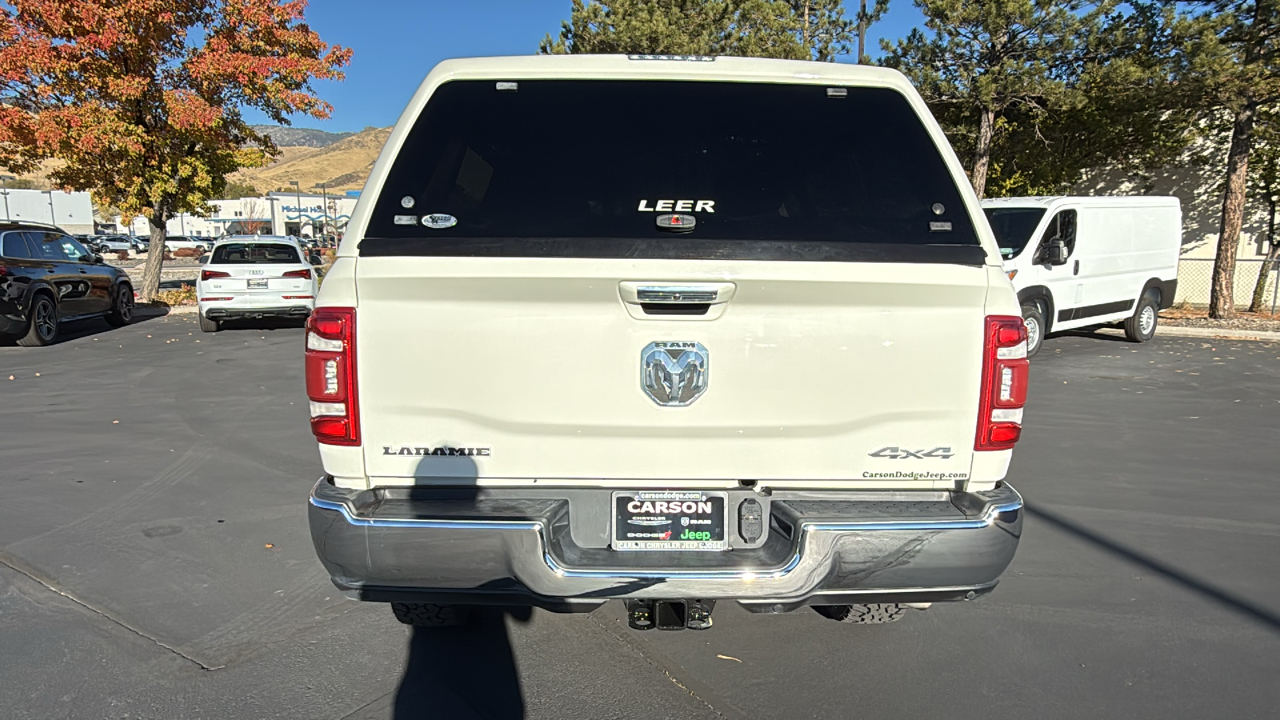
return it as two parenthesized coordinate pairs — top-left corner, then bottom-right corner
(613, 491), (728, 551)
(247, 279), (267, 289)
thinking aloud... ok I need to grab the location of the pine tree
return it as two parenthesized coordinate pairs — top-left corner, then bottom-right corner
(855, 0), (890, 63)
(1247, 104), (1280, 313)
(883, 0), (1115, 198)
(540, 0), (855, 61)
(1181, 1), (1280, 318)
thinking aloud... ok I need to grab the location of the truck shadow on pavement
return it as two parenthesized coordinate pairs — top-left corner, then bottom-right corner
(387, 452), (530, 720)
(393, 607), (530, 720)
(1027, 504), (1280, 634)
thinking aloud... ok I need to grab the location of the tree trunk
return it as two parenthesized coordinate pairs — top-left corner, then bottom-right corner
(802, 0), (810, 50)
(1249, 196), (1278, 313)
(857, 0), (866, 63)
(970, 106), (995, 199)
(1209, 102), (1257, 319)
(138, 209), (169, 303)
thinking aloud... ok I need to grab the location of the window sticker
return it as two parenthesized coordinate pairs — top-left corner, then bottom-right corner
(422, 214), (458, 229)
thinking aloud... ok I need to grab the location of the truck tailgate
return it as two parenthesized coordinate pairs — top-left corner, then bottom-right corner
(356, 257), (987, 483)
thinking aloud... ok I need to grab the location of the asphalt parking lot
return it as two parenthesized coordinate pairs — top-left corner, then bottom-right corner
(1, 315), (1278, 720)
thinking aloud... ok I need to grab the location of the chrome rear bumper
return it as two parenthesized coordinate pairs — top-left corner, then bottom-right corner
(307, 477), (1022, 612)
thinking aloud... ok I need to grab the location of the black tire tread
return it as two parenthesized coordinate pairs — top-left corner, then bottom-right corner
(1123, 291), (1159, 343)
(1020, 301), (1045, 358)
(16, 295), (57, 347)
(813, 603), (908, 624)
(390, 602), (468, 627)
(199, 314), (220, 333)
(104, 285), (133, 327)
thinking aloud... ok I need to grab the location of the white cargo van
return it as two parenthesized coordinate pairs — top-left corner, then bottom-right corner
(981, 196), (1181, 356)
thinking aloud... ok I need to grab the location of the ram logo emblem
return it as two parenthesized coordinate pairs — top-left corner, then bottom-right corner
(641, 342), (709, 407)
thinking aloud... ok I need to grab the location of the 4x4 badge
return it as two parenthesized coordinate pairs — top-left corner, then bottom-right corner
(869, 446), (954, 460)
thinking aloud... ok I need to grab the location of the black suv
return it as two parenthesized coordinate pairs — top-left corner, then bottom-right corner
(0, 221), (134, 346)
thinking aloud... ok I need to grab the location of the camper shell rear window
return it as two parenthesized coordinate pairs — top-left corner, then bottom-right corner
(361, 80), (984, 264)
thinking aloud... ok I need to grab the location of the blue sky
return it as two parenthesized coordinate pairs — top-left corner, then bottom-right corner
(259, 0), (927, 133)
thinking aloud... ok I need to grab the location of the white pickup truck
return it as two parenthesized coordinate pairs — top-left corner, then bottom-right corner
(305, 55), (1027, 631)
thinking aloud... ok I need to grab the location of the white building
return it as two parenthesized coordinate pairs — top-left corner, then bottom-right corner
(0, 187), (95, 234)
(118, 192), (359, 239)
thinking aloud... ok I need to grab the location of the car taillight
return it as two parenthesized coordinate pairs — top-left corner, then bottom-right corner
(283, 269), (312, 279)
(976, 315), (1029, 451)
(201, 269), (230, 281)
(305, 306), (359, 446)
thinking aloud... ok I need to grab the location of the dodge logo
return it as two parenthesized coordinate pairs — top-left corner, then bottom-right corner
(641, 341), (709, 406)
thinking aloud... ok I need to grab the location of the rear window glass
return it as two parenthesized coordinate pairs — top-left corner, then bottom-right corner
(984, 208), (1047, 258)
(211, 243), (300, 264)
(363, 80), (982, 263)
(1, 232), (32, 259)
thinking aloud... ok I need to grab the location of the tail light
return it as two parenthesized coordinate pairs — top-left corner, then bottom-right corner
(201, 269), (230, 281)
(305, 307), (359, 445)
(283, 268), (312, 279)
(976, 315), (1029, 451)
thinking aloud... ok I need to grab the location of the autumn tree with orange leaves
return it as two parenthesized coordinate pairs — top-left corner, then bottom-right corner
(0, 0), (350, 301)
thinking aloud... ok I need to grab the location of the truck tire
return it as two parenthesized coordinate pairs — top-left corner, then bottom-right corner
(1020, 301), (1045, 357)
(199, 314), (220, 333)
(17, 295), (58, 347)
(391, 602), (469, 627)
(813, 603), (908, 624)
(1123, 291), (1159, 343)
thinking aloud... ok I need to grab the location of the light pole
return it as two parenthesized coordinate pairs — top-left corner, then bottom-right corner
(314, 183), (330, 241)
(0, 175), (12, 221)
(43, 190), (56, 225)
(289, 180), (303, 237)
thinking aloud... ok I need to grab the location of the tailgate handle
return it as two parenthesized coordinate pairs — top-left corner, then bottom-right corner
(619, 282), (737, 306)
(638, 287), (718, 303)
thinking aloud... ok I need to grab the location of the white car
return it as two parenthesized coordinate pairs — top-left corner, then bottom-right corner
(163, 235), (210, 253)
(197, 235), (318, 332)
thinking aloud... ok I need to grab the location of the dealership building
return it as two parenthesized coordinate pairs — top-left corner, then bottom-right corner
(1, 187), (96, 235)
(117, 191), (359, 239)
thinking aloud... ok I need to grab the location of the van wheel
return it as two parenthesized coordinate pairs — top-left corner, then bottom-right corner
(391, 602), (469, 627)
(199, 314), (220, 333)
(1124, 292), (1159, 343)
(813, 603), (908, 624)
(104, 285), (134, 327)
(1020, 301), (1045, 357)
(18, 295), (58, 347)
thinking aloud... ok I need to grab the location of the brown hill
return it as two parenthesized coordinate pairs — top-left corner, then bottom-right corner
(5, 125), (392, 197)
(230, 126), (392, 194)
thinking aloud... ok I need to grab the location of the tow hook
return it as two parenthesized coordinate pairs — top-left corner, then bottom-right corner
(627, 600), (715, 631)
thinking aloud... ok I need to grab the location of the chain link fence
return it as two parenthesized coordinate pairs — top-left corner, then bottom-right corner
(1175, 258), (1280, 313)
